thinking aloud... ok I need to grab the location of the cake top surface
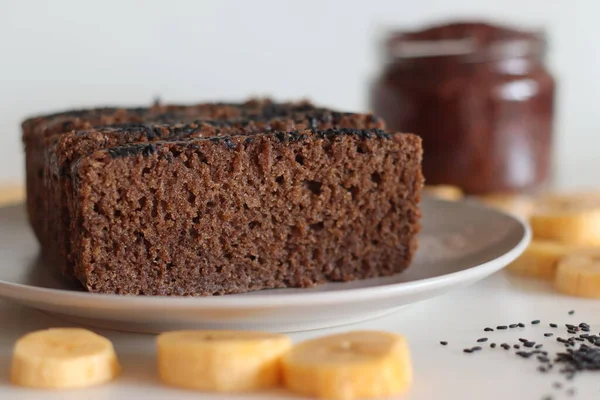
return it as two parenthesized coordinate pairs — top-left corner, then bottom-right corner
(46, 107), (385, 174)
(22, 99), (319, 137)
(70, 110), (382, 137)
(99, 128), (400, 159)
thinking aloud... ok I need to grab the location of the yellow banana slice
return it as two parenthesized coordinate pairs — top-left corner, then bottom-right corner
(423, 185), (463, 201)
(477, 193), (534, 219)
(555, 250), (600, 298)
(10, 328), (120, 389)
(156, 330), (291, 392)
(530, 192), (600, 246)
(0, 184), (25, 206)
(507, 240), (591, 280)
(282, 331), (412, 400)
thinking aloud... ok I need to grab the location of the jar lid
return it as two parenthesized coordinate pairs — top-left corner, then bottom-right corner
(384, 22), (546, 62)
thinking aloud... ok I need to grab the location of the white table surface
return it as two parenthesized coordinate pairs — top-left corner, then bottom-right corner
(1, 163), (598, 400)
(2, 272), (600, 400)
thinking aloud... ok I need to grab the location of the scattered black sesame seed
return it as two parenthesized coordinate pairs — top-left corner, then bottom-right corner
(471, 346), (482, 352)
(550, 323), (558, 328)
(569, 310), (575, 315)
(532, 320), (541, 325)
(501, 343), (510, 350)
(519, 338), (529, 343)
(538, 366), (548, 373)
(497, 325), (508, 330)
(518, 322), (526, 328)
(463, 348), (473, 353)
(535, 344), (544, 349)
(514, 344), (521, 349)
(566, 324), (577, 330)
(484, 327), (494, 332)
(555, 342), (600, 380)
(509, 324), (518, 329)
(544, 333), (554, 337)
(524, 341), (536, 348)
(566, 372), (575, 380)
(516, 351), (531, 358)
(490, 343), (496, 348)
(477, 338), (488, 343)
(440, 341), (448, 346)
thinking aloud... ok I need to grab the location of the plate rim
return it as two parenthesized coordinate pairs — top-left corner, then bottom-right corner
(0, 199), (531, 309)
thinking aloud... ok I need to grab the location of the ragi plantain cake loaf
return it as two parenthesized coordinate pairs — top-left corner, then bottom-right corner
(22, 100), (423, 295)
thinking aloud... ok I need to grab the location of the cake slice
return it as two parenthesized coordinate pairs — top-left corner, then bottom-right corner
(42, 111), (383, 277)
(70, 129), (423, 295)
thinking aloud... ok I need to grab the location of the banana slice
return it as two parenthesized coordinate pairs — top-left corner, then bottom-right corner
(282, 331), (412, 400)
(507, 240), (591, 280)
(0, 184), (25, 206)
(423, 185), (463, 201)
(10, 328), (120, 389)
(156, 330), (291, 392)
(477, 193), (534, 219)
(555, 249), (600, 298)
(530, 192), (600, 246)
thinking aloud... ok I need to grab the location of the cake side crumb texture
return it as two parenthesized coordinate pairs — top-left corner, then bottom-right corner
(71, 129), (423, 295)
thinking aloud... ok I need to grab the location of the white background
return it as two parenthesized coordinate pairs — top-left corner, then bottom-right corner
(0, 0), (597, 186)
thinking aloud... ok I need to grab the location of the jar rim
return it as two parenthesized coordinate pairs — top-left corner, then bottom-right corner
(383, 22), (547, 62)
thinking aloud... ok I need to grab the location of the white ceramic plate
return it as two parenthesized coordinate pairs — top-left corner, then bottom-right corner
(0, 197), (530, 333)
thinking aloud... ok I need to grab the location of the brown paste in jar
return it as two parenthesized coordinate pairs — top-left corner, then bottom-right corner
(371, 22), (556, 194)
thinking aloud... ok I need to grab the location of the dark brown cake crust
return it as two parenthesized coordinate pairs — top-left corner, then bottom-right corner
(71, 129), (423, 295)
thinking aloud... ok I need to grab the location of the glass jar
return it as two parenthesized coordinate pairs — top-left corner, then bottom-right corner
(370, 22), (556, 194)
